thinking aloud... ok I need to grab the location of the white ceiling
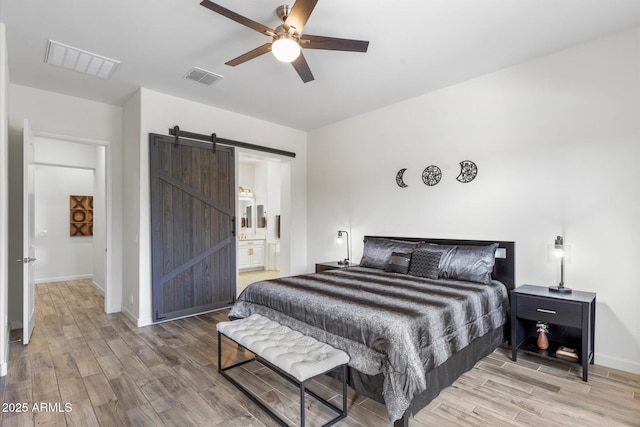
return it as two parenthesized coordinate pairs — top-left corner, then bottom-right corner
(2, 0), (639, 131)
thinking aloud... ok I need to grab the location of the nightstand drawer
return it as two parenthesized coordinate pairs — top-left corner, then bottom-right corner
(516, 295), (582, 328)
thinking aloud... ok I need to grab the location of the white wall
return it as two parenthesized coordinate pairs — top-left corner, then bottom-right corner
(35, 137), (98, 168)
(265, 161), (282, 244)
(34, 165), (94, 282)
(8, 84), (123, 314)
(0, 22), (11, 376)
(308, 27), (640, 373)
(123, 88), (307, 326)
(93, 146), (106, 292)
(121, 89), (141, 321)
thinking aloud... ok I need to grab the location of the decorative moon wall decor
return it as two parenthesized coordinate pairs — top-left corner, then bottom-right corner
(395, 168), (408, 188)
(422, 165), (442, 186)
(456, 160), (478, 183)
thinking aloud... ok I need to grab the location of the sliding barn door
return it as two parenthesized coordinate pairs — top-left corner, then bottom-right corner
(150, 133), (236, 322)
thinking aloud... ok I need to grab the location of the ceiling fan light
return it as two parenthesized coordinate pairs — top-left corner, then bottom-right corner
(272, 35), (300, 63)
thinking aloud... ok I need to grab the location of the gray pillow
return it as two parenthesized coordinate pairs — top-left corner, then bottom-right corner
(385, 252), (412, 274)
(443, 243), (499, 285)
(417, 243), (456, 275)
(360, 238), (420, 270)
(407, 249), (442, 279)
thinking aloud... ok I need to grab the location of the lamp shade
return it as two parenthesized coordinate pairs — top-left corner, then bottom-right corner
(337, 230), (350, 266)
(554, 235), (564, 257)
(272, 35), (301, 62)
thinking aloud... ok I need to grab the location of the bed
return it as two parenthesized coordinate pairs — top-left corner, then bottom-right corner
(229, 236), (515, 426)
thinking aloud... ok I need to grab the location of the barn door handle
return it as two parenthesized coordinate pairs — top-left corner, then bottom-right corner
(231, 216), (236, 236)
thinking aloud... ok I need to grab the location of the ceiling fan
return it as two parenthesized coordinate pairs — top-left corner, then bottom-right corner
(200, 0), (369, 83)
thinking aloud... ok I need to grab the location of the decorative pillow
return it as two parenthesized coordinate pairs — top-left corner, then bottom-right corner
(360, 238), (420, 270)
(385, 252), (412, 274)
(417, 243), (457, 275)
(443, 243), (499, 285)
(408, 249), (442, 279)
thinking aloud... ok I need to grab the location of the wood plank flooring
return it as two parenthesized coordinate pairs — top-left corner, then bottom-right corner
(1, 279), (638, 426)
(237, 270), (280, 295)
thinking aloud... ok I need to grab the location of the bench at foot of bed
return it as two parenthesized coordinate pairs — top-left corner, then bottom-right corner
(217, 314), (350, 427)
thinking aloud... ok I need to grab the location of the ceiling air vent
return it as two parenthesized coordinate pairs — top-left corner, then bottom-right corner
(184, 67), (223, 85)
(44, 40), (120, 80)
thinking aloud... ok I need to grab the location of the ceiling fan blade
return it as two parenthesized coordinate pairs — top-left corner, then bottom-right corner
(225, 43), (272, 66)
(200, 0), (275, 36)
(300, 35), (369, 52)
(291, 52), (314, 83)
(284, 0), (318, 35)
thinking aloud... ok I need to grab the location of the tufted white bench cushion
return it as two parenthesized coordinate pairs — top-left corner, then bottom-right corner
(217, 314), (350, 382)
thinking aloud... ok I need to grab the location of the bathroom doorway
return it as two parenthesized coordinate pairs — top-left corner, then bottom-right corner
(236, 152), (286, 295)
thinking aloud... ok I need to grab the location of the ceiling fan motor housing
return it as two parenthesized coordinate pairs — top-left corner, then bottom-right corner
(276, 5), (292, 22)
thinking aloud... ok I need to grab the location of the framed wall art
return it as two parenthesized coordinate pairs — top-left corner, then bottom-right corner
(70, 195), (93, 236)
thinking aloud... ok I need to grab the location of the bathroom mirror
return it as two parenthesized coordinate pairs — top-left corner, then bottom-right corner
(246, 205), (253, 229)
(239, 198), (255, 230)
(257, 204), (265, 228)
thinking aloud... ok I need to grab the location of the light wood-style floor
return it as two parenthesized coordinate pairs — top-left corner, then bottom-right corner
(1, 279), (639, 426)
(237, 270), (280, 295)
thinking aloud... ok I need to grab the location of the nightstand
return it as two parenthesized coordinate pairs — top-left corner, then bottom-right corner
(511, 285), (596, 381)
(315, 261), (357, 273)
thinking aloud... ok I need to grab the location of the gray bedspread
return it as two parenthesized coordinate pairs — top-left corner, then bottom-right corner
(228, 267), (509, 422)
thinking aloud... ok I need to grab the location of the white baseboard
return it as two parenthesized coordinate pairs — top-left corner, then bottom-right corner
(106, 304), (121, 314)
(120, 305), (140, 326)
(138, 315), (153, 327)
(91, 280), (105, 295)
(595, 352), (640, 374)
(35, 274), (93, 284)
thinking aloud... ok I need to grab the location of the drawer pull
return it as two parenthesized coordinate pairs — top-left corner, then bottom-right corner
(536, 308), (556, 314)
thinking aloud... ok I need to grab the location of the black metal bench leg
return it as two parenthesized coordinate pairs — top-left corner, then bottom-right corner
(394, 415), (409, 427)
(217, 331), (222, 371)
(300, 382), (306, 427)
(342, 364), (348, 417)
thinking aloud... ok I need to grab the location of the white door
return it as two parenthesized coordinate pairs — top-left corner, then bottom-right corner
(21, 119), (36, 344)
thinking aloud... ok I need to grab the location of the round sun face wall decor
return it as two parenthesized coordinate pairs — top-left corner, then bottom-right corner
(422, 165), (442, 186)
(456, 160), (478, 183)
(396, 168), (408, 188)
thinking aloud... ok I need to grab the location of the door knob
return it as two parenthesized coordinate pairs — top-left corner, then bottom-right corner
(16, 257), (37, 263)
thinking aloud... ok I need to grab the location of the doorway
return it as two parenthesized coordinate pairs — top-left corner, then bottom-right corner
(8, 130), (114, 339)
(33, 142), (105, 287)
(236, 152), (288, 295)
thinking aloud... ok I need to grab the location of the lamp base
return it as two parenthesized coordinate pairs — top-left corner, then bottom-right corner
(337, 259), (349, 266)
(549, 285), (572, 294)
